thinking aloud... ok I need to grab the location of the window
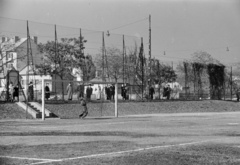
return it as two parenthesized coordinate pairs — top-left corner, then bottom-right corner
(6, 52), (13, 61)
(21, 80), (25, 86)
(7, 63), (13, 69)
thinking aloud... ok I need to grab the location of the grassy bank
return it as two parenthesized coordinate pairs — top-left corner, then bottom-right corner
(45, 100), (240, 119)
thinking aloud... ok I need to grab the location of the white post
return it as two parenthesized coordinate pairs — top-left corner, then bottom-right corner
(115, 82), (118, 117)
(42, 78), (45, 120)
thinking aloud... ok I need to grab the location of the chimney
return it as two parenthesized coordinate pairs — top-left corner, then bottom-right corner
(14, 36), (20, 43)
(33, 36), (37, 44)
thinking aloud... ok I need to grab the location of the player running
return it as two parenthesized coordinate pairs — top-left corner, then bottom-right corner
(79, 97), (88, 119)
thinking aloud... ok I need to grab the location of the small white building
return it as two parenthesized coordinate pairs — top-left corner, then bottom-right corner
(19, 65), (52, 96)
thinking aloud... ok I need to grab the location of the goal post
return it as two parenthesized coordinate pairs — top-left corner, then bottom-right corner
(42, 79), (45, 120)
(41, 79), (119, 120)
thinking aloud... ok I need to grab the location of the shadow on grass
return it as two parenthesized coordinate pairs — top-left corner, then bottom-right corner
(217, 133), (240, 137)
(0, 131), (159, 138)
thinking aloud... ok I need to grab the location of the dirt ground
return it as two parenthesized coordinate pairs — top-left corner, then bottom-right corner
(0, 109), (240, 165)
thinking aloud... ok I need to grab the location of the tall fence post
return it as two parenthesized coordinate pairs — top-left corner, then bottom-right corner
(115, 82), (118, 118)
(231, 66), (232, 101)
(42, 78), (45, 120)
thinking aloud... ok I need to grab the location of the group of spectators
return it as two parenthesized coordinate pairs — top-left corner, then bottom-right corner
(148, 84), (172, 100)
(66, 82), (93, 101)
(65, 83), (128, 101)
(8, 82), (19, 102)
(6, 81), (33, 102)
(105, 84), (115, 100)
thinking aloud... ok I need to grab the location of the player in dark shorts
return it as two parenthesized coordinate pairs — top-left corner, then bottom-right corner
(79, 97), (88, 119)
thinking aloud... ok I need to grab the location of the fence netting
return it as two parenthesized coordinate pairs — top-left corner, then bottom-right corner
(0, 17), (239, 103)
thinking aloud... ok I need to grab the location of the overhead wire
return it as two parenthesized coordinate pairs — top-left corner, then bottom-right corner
(1, 16), (239, 65)
(107, 17), (148, 31)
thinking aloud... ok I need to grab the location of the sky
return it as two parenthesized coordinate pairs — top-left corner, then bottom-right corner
(0, 0), (240, 66)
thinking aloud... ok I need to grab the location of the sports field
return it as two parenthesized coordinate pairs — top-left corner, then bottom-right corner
(0, 111), (240, 165)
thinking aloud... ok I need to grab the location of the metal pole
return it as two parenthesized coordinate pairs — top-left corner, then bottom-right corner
(26, 20), (29, 119)
(149, 15), (151, 98)
(172, 61), (173, 99)
(158, 61), (161, 100)
(224, 68), (225, 100)
(149, 15), (151, 84)
(123, 35), (125, 84)
(231, 66), (232, 100)
(42, 79), (45, 120)
(54, 25), (57, 97)
(102, 32), (105, 81)
(141, 37), (144, 101)
(80, 28), (85, 81)
(115, 82), (118, 117)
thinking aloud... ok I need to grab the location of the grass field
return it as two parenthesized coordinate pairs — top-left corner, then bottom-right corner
(0, 102), (240, 165)
(45, 100), (240, 119)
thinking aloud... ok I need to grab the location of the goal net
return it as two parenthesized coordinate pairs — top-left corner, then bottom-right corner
(40, 79), (119, 120)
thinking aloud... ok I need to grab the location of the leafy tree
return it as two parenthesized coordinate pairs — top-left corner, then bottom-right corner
(36, 37), (95, 80)
(151, 59), (177, 85)
(177, 51), (220, 92)
(36, 37), (96, 99)
(207, 64), (225, 99)
(94, 46), (123, 82)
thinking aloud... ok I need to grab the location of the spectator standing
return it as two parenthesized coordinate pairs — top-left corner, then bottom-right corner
(45, 85), (50, 100)
(96, 85), (101, 100)
(86, 84), (93, 101)
(110, 84), (115, 100)
(28, 81), (34, 101)
(124, 84), (128, 100)
(76, 82), (81, 101)
(66, 83), (73, 100)
(13, 84), (19, 101)
(121, 84), (124, 100)
(163, 85), (166, 98)
(9, 82), (14, 102)
(149, 85), (155, 100)
(166, 84), (171, 100)
(80, 83), (84, 98)
(105, 85), (111, 100)
(236, 88), (240, 102)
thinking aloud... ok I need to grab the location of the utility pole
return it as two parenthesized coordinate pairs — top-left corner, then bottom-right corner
(54, 25), (57, 96)
(123, 35), (125, 84)
(80, 28), (85, 81)
(149, 14), (151, 85)
(102, 32), (105, 81)
(141, 37), (144, 101)
(26, 21), (29, 119)
(231, 66), (232, 100)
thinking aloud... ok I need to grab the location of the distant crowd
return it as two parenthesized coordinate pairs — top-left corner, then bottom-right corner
(45, 82), (130, 101)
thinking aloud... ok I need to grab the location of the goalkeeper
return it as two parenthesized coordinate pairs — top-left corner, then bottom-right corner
(79, 97), (88, 119)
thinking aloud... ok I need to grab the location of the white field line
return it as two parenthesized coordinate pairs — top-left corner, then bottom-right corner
(30, 160), (60, 165)
(0, 155), (58, 161)
(30, 138), (221, 165)
(228, 123), (239, 125)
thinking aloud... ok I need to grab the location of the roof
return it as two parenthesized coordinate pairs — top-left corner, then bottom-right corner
(1, 38), (28, 52)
